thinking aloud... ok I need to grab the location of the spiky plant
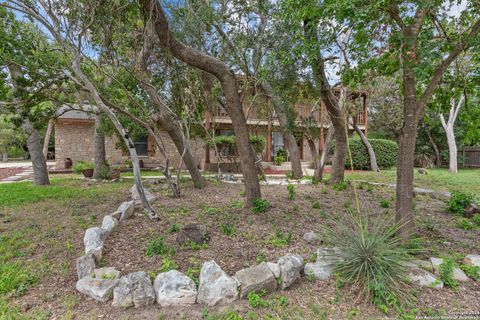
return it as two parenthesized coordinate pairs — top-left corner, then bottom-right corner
(320, 216), (413, 313)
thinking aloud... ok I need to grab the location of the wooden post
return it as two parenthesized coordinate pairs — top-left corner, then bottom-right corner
(363, 94), (368, 138)
(266, 122), (272, 162)
(205, 110), (211, 164)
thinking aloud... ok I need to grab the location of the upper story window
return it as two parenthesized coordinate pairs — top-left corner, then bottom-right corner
(134, 135), (148, 156)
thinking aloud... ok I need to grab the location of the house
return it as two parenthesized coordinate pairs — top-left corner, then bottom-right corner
(54, 90), (368, 171)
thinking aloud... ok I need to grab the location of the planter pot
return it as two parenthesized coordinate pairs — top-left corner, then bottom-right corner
(109, 168), (121, 180)
(82, 169), (94, 178)
(65, 158), (73, 169)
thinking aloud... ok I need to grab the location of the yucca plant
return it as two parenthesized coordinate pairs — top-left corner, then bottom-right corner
(320, 216), (413, 314)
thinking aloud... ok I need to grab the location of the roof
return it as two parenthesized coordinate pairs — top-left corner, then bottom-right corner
(57, 104), (98, 120)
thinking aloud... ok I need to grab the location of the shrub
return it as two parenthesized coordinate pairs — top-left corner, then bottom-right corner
(167, 223), (181, 233)
(447, 191), (477, 216)
(379, 198), (390, 208)
(332, 181), (348, 191)
(312, 201), (321, 209)
(159, 257), (178, 273)
(252, 198), (269, 214)
(247, 291), (268, 308)
(331, 138), (398, 170)
(72, 160), (94, 174)
(7, 145), (26, 158)
(439, 259), (458, 289)
(473, 214), (480, 227)
(456, 218), (475, 230)
(146, 236), (166, 256)
(97, 162), (111, 180)
(460, 264), (480, 281)
(287, 184), (295, 200)
(273, 148), (287, 166)
(320, 216), (412, 313)
(219, 223), (236, 236)
(249, 135), (266, 154)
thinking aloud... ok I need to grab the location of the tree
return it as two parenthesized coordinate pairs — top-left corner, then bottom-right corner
(439, 93), (464, 173)
(139, 0), (261, 205)
(0, 115), (14, 161)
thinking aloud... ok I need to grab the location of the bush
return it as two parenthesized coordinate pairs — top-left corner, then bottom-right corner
(252, 198), (269, 214)
(439, 259), (458, 289)
(456, 218), (475, 230)
(72, 160), (94, 174)
(7, 145), (26, 158)
(273, 148), (287, 166)
(146, 236), (166, 256)
(473, 214), (480, 227)
(447, 191), (477, 216)
(331, 138), (398, 170)
(287, 184), (295, 200)
(320, 216), (411, 313)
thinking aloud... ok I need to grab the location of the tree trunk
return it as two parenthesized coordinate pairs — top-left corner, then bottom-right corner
(425, 127), (442, 168)
(319, 126), (334, 181)
(261, 83), (303, 179)
(306, 137), (321, 180)
(23, 120), (50, 185)
(2, 152), (7, 162)
(92, 114), (107, 179)
(140, 0), (261, 205)
(42, 118), (54, 160)
(445, 127), (458, 173)
(353, 118), (380, 172)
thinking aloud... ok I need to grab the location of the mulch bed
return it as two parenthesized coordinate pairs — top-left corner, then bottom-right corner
(0, 167), (24, 180)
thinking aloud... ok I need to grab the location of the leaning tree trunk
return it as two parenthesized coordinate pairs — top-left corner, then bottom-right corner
(306, 137), (321, 180)
(353, 118), (380, 172)
(444, 126), (458, 173)
(92, 114), (107, 179)
(140, 0), (261, 205)
(261, 83), (303, 179)
(425, 127), (442, 168)
(318, 126), (334, 181)
(2, 152), (7, 162)
(23, 120), (50, 185)
(42, 118), (54, 160)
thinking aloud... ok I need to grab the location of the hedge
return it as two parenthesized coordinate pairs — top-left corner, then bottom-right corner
(331, 138), (398, 170)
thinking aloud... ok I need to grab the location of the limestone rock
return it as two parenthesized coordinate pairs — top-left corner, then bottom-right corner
(176, 223), (209, 245)
(197, 260), (238, 306)
(463, 254), (480, 267)
(94, 267), (121, 280)
(234, 262), (276, 298)
(76, 276), (120, 302)
(266, 262), (280, 278)
(430, 257), (469, 282)
(112, 271), (155, 308)
(102, 215), (118, 234)
(408, 269), (443, 289)
(278, 254), (304, 289)
(84, 227), (107, 261)
(303, 231), (320, 244)
(154, 270), (197, 307)
(304, 262), (332, 280)
(464, 203), (480, 218)
(76, 254), (96, 280)
(115, 200), (135, 222)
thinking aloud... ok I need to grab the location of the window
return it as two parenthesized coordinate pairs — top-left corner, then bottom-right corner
(272, 131), (284, 159)
(133, 135), (148, 156)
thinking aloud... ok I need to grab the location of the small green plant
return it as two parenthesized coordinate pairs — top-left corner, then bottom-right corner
(228, 200), (244, 209)
(219, 223), (236, 236)
(312, 201), (321, 209)
(146, 236), (166, 256)
(379, 198), (389, 208)
(100, 273), (116, 280)
(285, 171), (294, 179)
(472, 214), (480, 227)
(186, 240), (208, 251)
(96, 162), (111, 180)
(273, 149), (286, 166)
(439, 259), (459, 289)
(332, 181), (348, 191)
(456, 218), (475, 230)
(305, 271), (316, 282)
(447, 191), (477, 215)
(159, 257), (178, 273)
(167, 223), (181, 233)
(72, 160), (94, 174)
(186, 267), (200, 286)
(258, 174), (266, 182)
(460, 264), (480, 281)
(247, 291), (268, 308)
(278, 295), (287, 307)
(310, 176), (319, 185)
(255, 252), (267, 264)
(366, 184), (373, 192)
(287, 184), (295, 200)
(252, 198), (269, 214)
(267, 230), (292, 248)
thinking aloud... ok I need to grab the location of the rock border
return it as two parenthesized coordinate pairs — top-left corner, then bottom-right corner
(75, 184), (479, 307)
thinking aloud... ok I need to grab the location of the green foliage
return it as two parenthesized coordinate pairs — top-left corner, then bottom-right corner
(379, 198), (390, 208)
(207, 135), (266, 154)
(72, 161), (94, 174)
(332, 139), (398, 170)
(267, 230), (292, 248)
(438, 259), (458, 289)
(287, 184), (295, 200)
(321, 216), (412, 314)
(456, 218), (475, 231)
(167, 223), (181, 233)
(273, 149), (287, 166)
(146, 236), (166, 257)
(159, 257), (178, 273)
(473, 214), (480, 227)
(219, 223), (236, 236)
(312, 201), (321, 209)
(252, 199), (269, 214)
(332, 181), (348, 191)
(460, 264), (480, 281)
(447, 191), (477, 216)
(255, 252), (267, 264)
(247, 291), (268, 308)
(97, 162), (111, 180)
(249, 135), (266, 154)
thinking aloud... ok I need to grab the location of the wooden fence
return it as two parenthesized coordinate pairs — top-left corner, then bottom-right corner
(461, 147), (480, 168)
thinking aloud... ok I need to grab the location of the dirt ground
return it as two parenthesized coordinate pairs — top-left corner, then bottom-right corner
(3, 178), (480, 319)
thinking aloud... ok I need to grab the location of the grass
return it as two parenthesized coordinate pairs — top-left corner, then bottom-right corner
(350, 168), (480, 196)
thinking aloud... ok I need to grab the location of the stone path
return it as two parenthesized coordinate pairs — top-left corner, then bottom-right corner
(0, 167), (34, 183)
(0, 161), (55, 183)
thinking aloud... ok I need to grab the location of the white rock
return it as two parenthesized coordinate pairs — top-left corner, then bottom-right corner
(303, 232), (320, 244)
(408, 269), (443, 289)
(115, 200), (135, 222)
(102, 215), (118, 234)
(197, 260), (239, 306)
(76, 276), (120, 302)
(266, 262), (280, 278)
(234, 262), (277, 298)
(464, 254), (480, 267)
(278, 254), (304, 289)
(112, 271), (155, 308)
(94, 267), (121, 280)
(76, 254), (96, 280)
(304, 262), (332, 280)
(84, 227), (107, 262)
(154, 270), (197, 307)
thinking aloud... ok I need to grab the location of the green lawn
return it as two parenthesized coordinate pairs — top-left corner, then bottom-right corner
(348, 168), (480, 196)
